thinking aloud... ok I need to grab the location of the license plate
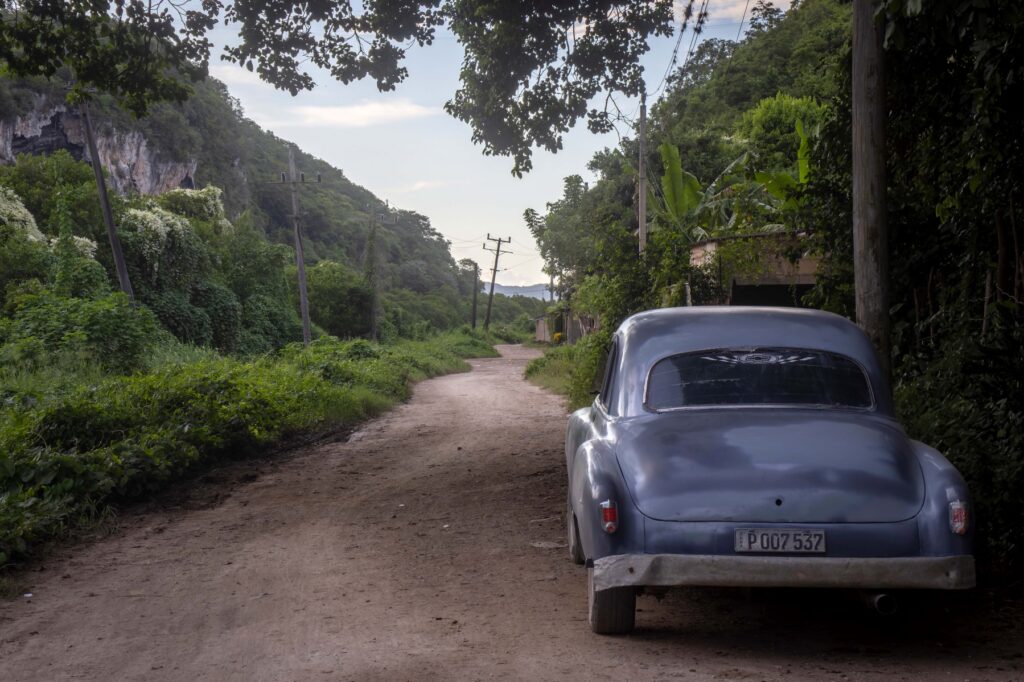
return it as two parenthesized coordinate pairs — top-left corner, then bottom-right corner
(734, 529), (826, 553)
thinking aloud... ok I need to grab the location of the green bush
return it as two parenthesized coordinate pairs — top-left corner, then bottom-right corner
(303, 260), (372, 338)
(896, 331), (1024, 576)
(50, 206), (109, 301)
(193, 281), (242, 352)
(156, 186), (228, 223)
(149, 290), (213, 347)
(0, 151), (113, 244)
(0, 184), (44, 241)
(240, 294), (303, 353)
(524, 328), (611, 409)
(119, 205), (209, 296)
(0, 235), (52, 311)
(0, 289), (156, 372)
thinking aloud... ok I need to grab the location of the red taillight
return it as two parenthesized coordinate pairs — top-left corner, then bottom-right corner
(600, 499), (618, 533)
(949, 500), (968, 535)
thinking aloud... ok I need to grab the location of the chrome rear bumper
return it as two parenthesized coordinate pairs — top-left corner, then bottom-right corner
(592, 553), (975, 591)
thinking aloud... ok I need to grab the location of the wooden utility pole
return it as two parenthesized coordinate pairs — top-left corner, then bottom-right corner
(288, 146), (312, 346)
(80, 102), (134, 303)
(852, 0), (890, 375)
(471, 262), (480, 329)
(482, 234), (512, 330)
(637, 91), (648, 254)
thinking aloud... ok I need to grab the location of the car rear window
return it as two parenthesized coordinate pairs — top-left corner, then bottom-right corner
(646, 348), (873, 410)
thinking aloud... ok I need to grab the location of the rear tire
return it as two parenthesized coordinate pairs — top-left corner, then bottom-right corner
(587, 567), (636, 634)
(567, 494), (585, 565)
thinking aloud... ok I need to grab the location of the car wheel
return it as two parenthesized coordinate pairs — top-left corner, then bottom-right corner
(587, 567), (635, 634)
(566, 494), (585, 565)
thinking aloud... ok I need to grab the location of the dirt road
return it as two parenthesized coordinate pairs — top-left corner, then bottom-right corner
(2, 345), (1022, 681)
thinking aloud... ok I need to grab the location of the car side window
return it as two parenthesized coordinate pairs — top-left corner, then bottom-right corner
(598, 338), (619, 415)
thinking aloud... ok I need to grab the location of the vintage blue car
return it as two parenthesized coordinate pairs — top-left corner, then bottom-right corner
(564, 307), (975, 634)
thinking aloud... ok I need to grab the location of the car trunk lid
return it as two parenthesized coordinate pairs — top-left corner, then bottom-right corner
(614, 409), (924, 523)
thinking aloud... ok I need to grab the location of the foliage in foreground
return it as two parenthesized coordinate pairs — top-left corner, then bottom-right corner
(0, 330), (496, 567)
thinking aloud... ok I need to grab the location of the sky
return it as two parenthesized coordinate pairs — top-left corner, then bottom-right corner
(208, 1), (787, 286)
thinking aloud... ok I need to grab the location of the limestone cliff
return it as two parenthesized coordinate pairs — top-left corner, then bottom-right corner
(0, 94), (197, 195)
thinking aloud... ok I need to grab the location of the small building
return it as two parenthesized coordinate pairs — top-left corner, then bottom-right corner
(534, 316), (552, 343)
(535, 310), (598, 343)
(690, 234), (819, 307)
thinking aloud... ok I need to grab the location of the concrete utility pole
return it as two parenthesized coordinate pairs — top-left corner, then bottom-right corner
(482, 234), (512, 330)
(364, 201), (396, 341)
(852, 0), (890, 376)
(266, 152), (324, 346)
(471, 262), (480, 329)
(287, 147), (313, 346)
(80, 102), (134, 304)
(364, 220), (380, 341)
(637, 91), (648, 254)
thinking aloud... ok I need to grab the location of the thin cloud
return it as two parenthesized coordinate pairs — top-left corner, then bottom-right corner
(288, 100), (438, 128)
(208, 63), (268, 88)
(386, 179), (453, 194)
(409, 180), (449, 192)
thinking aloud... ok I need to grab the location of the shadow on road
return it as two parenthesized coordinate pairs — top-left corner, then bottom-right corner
(626, 585), (1023, 672)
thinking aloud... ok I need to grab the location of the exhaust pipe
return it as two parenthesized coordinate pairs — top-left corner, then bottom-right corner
(861, 592), (898, 615)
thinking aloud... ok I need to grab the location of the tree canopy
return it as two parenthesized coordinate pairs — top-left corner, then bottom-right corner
(0, 0), (705, 174)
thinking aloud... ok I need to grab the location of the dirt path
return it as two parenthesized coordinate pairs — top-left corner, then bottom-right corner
(2, 345), (1022, 681)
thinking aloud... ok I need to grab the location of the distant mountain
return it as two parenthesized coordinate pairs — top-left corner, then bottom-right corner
(484, 283), (551, 300)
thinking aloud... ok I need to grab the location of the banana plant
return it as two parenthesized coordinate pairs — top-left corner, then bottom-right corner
(657, 141), (704, 232)
(650, 143), (781, 242)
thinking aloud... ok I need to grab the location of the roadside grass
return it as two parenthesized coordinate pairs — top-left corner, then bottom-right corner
(524, 344), (575, 397)
(0, 328), (495, 568)
(524, 330), (611, 410)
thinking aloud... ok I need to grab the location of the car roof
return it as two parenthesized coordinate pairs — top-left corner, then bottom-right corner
(609, 306), (892, 417)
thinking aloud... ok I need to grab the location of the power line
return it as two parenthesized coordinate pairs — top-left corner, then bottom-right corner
(647, 0), (713, 101)
(446, 234), (490, 244)
(735, 0), (754, 41)
(502, 254), (544, 271)
(681, 0), (712, 75)
(647, 11), (690, 100)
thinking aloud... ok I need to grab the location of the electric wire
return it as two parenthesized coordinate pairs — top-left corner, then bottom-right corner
(735, 0), (753, 41)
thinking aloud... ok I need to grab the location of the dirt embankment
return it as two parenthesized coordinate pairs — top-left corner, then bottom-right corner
(1, 345), (1022, 681)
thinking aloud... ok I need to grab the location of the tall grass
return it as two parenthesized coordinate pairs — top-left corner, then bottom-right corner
(0, 329), (496, 567)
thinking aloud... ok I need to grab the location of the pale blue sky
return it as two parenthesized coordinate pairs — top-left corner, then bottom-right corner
(209, 1), (784, 285)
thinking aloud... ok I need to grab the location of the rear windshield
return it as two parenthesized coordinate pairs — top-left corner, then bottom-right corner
(646, 348), (872, 410)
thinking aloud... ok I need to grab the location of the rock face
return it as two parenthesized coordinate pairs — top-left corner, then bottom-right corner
(0, 95), (197, 195)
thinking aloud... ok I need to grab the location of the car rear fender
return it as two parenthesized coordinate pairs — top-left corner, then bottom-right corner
(565, 405), (594, 474)
(911, 441), (974, 556)
(570, 439), (644, 562)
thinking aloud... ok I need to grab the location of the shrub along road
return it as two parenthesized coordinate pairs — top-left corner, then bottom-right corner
(1, 345), (1022, 680)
